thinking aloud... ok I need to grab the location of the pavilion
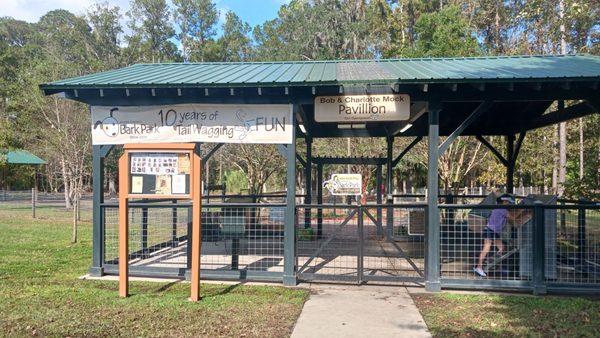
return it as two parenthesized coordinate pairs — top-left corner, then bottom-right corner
(41, 54), (600, 294)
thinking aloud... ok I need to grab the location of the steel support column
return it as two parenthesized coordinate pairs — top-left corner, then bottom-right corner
(376, 164), (383, 236)
(90, 144), (112, 277)
(283, 113), (297, 286)
(304, 137), (312, 228)
(532, 201), (547, 295)
(317, 163), (323, 238)
(385, 136), (394, 238)
(506, 135), (515, 193)
(426, 105), (442, 292)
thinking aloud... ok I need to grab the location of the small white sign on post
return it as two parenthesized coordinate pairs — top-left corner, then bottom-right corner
(91, 104), (293, 145)
(323, 174), (362, 196)
(314, 94), (410, 123)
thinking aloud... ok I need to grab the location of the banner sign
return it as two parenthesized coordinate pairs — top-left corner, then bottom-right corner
(91, 104), (293, 145)
(314, 94), (410, 123)
(323, 174), (362, 196)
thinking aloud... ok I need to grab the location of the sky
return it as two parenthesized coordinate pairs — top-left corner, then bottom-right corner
(0, 0), (289, 30)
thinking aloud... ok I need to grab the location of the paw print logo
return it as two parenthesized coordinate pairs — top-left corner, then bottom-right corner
(94, 108), (119, 137)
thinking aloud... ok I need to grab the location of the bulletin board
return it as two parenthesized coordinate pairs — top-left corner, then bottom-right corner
(129, 152), (191, 196)
(118, 143), (203, 302)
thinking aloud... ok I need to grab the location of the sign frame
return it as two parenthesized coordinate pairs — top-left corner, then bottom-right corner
(118, 143), (203, 301)
(314, 94), (410, 123)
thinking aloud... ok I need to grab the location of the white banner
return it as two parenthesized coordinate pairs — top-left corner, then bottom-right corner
(91, 104), (293, 145)
(314, 94), (410, 123)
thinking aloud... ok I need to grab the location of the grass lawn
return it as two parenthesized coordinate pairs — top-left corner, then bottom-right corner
(413, 292), (599, 337)
(0, 203), (308, 337)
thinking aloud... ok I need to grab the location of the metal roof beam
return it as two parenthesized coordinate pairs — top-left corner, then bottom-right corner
(312, 156), (386, 165)
(476, 135), (508, 166)
(519, 100), (598, 131)
(392, 136), (422, 167)
(439, 100), (493, 154)
(296, 153), (307, 167)
(389, 101), (428, 136)
(202, 143), (224, 162)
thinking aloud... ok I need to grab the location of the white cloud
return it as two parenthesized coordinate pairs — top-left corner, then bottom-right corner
(0, 0), (130, 22)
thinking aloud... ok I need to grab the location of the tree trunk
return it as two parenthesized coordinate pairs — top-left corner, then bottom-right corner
(71, 193), (78, 244)
(61, 158), (72, 208)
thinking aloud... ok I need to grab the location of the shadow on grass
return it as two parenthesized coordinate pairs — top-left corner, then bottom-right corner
(202, 282), (244, 298)
(413, 293), (600, 337)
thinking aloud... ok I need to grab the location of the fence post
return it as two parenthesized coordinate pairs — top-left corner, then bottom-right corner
(532, 201), (547, 295)
(141, 206), (148, 257)
(172, 199), (178, 243)
(31, 188), (36, 218)
(357, 205), (364, 285)
(283, 112), (297, 286)
(425, 106), (441, 292)
(577, 198), (587, 264)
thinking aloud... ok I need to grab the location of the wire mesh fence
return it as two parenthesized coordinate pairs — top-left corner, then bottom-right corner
(439, 200), (600, 290)
(103, 203), (189, 273)
(103, 202), (285, 278)
(98, 196), (599, 291)
(550, 205), (600, 286)
(296, 205), (360, 282)
(201, 204), (285, 274)
(296, 204), (425, 283)
(440, 204), (535, 282)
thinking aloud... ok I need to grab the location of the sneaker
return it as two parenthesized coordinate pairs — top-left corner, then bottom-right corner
(473, 267), (487, 277)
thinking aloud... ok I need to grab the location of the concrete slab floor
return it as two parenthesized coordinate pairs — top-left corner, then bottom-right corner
(291, 284), (431, 338)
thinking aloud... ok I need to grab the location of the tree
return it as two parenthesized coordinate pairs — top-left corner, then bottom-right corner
(10, 10), (95, 210)
(87, 1), (123, 69)
(223, 144), (285, 195)
(408, 4), (481, 57)
(172, 0), (219, 61)
(217, 11), (252, 61)
(126, 0), (179, 62)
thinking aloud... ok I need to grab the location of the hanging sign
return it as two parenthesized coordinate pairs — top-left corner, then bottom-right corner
(314, 94), (410, 123)
(323, 174), (362, 196)
(91, 104), (293, 145)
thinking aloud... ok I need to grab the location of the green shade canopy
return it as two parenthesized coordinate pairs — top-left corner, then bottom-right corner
(40, 54), (600, 90)
(5, 150), (46, 165)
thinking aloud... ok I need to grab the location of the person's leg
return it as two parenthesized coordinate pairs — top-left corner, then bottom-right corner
(477, 239), (492, 269)
(494, 238), (504, 255)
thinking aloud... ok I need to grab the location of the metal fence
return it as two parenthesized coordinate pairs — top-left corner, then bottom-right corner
(296, 204), (425, 284)
(96, 197), (599, 294)
(439, 201), (600, 293)
(102, 201), (286, 281)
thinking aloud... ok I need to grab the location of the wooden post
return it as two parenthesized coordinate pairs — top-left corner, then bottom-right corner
(118, 153), (129, 298)
(31, 188), (36, 218)
(190, 150), (202, 301)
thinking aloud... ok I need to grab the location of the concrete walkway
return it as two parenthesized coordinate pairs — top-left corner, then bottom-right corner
(292, 284), (431, 338)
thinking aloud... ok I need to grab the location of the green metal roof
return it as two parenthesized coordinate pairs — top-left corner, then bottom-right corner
(41, 54), (600, 90)
(5, 150), (46, 165)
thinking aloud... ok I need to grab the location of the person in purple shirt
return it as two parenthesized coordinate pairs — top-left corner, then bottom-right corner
(473, 194), (516, 277)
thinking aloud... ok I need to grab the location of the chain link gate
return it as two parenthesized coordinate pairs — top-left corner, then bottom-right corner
(296, 204), (426, 284)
